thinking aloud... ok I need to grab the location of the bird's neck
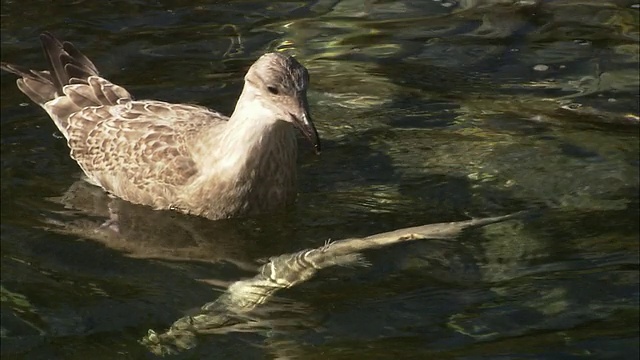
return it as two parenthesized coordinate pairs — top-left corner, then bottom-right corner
(220, 86), (295, 170)
(196, 87), (298, 215)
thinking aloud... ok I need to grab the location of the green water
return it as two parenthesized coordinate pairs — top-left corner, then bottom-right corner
(1, 1), (638, 359)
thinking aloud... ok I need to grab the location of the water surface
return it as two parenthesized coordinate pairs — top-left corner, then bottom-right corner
(1, 0), (638, 359)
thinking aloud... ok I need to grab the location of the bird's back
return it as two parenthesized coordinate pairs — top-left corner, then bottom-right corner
(1, 33), (232, 209)
(67, 98), (229, 209)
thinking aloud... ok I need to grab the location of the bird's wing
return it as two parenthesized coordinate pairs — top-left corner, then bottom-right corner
(65, 94), (228, 198)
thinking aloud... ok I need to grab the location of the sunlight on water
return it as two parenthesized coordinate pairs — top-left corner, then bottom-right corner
(1, 0), (638, 359)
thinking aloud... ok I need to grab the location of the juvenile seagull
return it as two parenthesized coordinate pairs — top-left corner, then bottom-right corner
(1, 32), (320, 220)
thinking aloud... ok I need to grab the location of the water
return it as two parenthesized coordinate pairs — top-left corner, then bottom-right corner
(1, 0), (638, 359)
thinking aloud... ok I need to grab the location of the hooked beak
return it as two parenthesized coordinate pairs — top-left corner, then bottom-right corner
(290, 97), (321, 154)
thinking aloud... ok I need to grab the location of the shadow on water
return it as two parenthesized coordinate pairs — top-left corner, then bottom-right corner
(1, 0), (639, 359)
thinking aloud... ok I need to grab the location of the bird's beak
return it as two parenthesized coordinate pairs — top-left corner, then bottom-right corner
(290, 96), (321, 154)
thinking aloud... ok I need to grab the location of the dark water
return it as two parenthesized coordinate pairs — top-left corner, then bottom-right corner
(1, 0), (638, 359)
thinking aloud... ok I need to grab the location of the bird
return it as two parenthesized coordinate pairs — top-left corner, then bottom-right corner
(1, 32), (321, 220)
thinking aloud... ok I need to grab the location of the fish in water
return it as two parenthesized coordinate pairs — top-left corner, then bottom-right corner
(1, 32), (321, 220)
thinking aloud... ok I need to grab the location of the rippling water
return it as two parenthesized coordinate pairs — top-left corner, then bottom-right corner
(1, 1), (638, 359)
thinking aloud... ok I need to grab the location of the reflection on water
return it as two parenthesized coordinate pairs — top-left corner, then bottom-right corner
(1, 0), (638, 359)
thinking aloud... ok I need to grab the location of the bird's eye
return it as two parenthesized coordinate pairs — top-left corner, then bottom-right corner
(267, 85), (279, 95)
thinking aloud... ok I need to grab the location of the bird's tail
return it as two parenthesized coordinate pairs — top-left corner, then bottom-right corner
(1, 32), (132, 138)
(1, 32), (100, 107)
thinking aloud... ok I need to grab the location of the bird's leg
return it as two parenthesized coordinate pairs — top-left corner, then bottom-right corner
(99, 194), (121, 233)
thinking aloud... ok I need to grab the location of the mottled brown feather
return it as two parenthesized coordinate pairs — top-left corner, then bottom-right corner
(66, 100), (219, 191)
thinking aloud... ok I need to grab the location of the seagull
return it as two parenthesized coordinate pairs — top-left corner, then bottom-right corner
(1, 32), (321, 220)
